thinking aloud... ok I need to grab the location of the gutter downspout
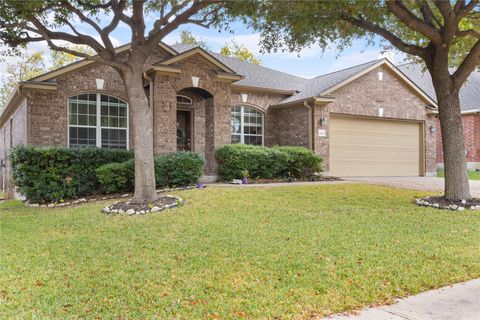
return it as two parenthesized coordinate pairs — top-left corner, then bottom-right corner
(304, 101), (314, 151)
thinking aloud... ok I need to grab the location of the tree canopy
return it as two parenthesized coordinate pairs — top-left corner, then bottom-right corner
(220, 40), (261, 64)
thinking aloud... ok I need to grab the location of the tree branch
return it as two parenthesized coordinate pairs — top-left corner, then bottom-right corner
(386, 0), (443, 44)
(453, 38), (480, 87)
(344, 15), (427, 58)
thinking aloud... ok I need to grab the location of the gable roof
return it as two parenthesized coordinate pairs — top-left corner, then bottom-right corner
(159, 46), (237, 74)
(171, 44), (307, 93)
(397, 63), (480, 112)
(277, 58), (437, 107)
(30, 42), (178, 82)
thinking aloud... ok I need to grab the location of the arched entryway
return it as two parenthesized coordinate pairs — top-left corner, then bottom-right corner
(175, 87), (215, 174)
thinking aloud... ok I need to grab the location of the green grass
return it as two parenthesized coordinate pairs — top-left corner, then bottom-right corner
(1, 184), (479, 319)
(437, 168), (480, 180)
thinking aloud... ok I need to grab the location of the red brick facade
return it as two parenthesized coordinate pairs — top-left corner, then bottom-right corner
(436, 113), (480, 169)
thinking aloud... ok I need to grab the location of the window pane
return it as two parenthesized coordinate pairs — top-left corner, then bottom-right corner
(69, 127), (96, 147)
(231, 134), (241, 144)
(101, 128), (127, 149)
(244, 135), (262, 146)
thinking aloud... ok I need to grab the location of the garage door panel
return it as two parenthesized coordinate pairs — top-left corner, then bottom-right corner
(329, 116), (421, 176)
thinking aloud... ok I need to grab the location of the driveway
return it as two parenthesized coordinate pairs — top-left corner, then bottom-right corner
(345, 176), (480, 197)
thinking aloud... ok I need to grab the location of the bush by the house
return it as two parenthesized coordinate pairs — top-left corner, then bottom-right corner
(96, 152), (205, 194)
(10, 146), (133, 203)
(215, 144), (322, 181)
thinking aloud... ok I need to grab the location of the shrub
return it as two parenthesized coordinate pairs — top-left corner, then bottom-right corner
(273, 146), (323, 178)
(215, 144), (322, 181)
(10, 146), (133, 203)
(95, 161), (135, 194)
(96, 151), (205, 194)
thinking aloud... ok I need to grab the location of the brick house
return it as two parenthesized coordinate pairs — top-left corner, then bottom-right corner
(399, 63), (480, 170)
(0, 42), (438, 194)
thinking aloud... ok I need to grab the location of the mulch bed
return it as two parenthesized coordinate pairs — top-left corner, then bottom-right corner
(103, 195), (183, 215)
(416, 196), (480, 211)
(246, 176), (341, 184)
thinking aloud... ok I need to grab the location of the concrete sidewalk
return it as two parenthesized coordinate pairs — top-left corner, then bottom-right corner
(325, 279), (480, 320)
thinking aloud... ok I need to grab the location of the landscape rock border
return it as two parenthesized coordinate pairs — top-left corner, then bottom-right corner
(101, 195), (184, 216)
(415, 197), (480, 211)
(25, 186), (194, 209)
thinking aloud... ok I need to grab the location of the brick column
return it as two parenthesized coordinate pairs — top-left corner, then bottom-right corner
(153, 74), (176, 155)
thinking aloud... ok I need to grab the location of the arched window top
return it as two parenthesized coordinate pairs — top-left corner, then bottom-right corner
(68, 93), (128, 149)
(177, 95), (193, 105)
(231, 105), (264, 146)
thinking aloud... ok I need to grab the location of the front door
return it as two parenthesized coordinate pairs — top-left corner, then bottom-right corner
(177, 110), (192, 151)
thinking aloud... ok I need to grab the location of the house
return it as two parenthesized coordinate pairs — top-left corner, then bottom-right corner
(398, 63), (480, 171)
(0, 42), (438, 195)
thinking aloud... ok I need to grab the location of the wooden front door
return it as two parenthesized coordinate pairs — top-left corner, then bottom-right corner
(177, 110), (192, 151)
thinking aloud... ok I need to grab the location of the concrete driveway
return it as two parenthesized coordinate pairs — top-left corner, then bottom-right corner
(345, 176), (480, 197)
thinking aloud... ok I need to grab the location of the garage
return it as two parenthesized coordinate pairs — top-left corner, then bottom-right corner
(329, 115), (424, 176)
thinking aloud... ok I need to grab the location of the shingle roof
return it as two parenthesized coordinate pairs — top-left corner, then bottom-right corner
(398, 63), (480, 111)
(171, 44), (307, 92)
(279, 59), (380, 104)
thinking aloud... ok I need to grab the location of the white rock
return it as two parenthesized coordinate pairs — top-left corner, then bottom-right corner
(78, 198), (87, 203)
(151, 206), (161, 212)
(433, 203), (440, 208)
(102, 207), (111, 213)
(470, 206), (476, 210)
(122, 194), (130, 198)
(118, 209), (124, 214)
(461, 199), (467, 204)
(29, 203), (40, 207)
(139, 210), (145, 214)
(126, 209), (135, 215)
(458, 207), (465, 211)
(475, 205), (480, 210)
(451, 205), (458, 210)
(47, 203), (55, 208)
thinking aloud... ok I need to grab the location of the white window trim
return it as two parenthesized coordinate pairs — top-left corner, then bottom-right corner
(67, 93), (129, 149)
(231, 105), (264, 146)
(176, 94), (193, 105)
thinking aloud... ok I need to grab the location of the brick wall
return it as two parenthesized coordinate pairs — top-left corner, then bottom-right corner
(269, 104), (310, 147)
(435, 113), (480, 166)
(0, 99), (28, 198)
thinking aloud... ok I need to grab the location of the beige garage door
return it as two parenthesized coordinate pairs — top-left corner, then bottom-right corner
(329, 115), (422, 176)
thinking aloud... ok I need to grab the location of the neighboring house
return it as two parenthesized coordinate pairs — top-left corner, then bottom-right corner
(398, 63), (480, 170)
(0, 42), (438, 195)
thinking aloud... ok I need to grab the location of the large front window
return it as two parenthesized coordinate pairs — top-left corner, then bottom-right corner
(231, 105), (263, 145)
(68, 93), (128, 149)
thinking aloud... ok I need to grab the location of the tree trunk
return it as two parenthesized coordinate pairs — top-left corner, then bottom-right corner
(433, 76), (471, 201)
(121, 69), (157, 204)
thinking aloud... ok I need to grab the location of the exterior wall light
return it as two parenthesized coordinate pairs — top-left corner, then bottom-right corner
(319, 115), (328, 126)
(430, 124), (436, 134)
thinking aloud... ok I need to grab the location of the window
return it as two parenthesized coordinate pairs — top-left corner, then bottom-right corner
(176, 95), (192, 105)
(68, 93), (128, 149)
(231, 105), (263, 145)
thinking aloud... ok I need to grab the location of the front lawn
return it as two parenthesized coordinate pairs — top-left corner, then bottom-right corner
(1, 184), (479, 318)
(437, 168), (480, 180)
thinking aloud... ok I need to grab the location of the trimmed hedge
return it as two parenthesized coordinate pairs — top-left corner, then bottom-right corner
(96, 151), (205, 194)
(10, 146), (133, 203)
(215, 144), (322, 181)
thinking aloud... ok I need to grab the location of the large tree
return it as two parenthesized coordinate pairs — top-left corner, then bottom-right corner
(229, 0), (480, 201)
(220, 40), (261, 64)
(0, 49), (45, 109)
(0, 0), (222, 203)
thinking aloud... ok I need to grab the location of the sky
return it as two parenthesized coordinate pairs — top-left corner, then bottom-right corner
(1, 15), (407, 80)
